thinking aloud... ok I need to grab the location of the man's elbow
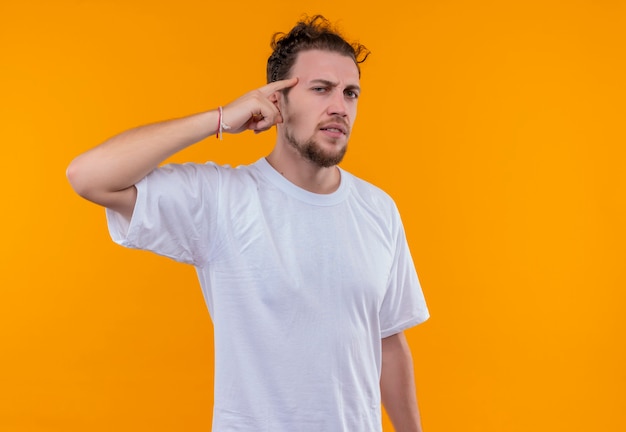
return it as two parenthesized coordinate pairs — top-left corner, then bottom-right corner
(66, 157), (95, 200)
(66, 156), (111, 205)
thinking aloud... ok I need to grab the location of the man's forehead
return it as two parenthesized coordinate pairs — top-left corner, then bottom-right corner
(292, 50), (360, 83)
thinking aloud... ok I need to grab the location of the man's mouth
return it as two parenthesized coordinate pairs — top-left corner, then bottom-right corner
(320, 124), (347, 135)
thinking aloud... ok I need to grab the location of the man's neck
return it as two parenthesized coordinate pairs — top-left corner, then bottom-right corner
(265, 146), (341, 194)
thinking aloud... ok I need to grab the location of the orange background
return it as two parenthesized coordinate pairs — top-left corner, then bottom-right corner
(2, 1), (625, 431)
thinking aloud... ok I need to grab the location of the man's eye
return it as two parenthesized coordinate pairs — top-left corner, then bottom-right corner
(312, 87), (327, 93)
(345, 90), (359, 99)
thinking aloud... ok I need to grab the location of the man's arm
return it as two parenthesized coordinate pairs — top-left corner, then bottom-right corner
(380, 332), (424, 432)
(66, 78), (298, 219)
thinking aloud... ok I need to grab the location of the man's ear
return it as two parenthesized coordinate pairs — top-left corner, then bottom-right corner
(270, 91), (283, 110)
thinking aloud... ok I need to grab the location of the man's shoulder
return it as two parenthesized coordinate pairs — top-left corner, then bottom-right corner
(155, 160), (260, 180)
(341, 170), (409, 241)
(343, 169), (396, 204)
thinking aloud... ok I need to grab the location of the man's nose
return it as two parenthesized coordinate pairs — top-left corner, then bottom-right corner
(327, 91), (348, 116)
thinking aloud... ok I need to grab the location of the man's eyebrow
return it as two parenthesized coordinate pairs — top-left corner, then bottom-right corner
(310, 79), (361, 93)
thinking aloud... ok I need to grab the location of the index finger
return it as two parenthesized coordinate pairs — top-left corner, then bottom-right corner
(260, 77), (299, 95)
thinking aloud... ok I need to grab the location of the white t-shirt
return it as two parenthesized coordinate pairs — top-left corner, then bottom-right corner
(107, 157), (429, 432)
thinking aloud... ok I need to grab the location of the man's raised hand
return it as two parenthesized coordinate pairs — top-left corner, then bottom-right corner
(221, 78), (298, 134)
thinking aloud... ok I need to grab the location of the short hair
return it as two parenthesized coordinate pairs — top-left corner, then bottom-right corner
(266, 15), (370, 84)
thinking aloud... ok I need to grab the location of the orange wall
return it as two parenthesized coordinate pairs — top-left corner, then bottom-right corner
(2, 1), (625, 431)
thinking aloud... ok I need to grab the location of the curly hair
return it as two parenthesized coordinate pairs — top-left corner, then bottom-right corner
(266, 15), (370, 84)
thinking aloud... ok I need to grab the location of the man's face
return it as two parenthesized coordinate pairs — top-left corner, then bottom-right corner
(277, 49), (360, 168)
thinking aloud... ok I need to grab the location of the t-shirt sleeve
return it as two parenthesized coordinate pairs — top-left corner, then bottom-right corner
(106, 162), (221, 266)
(379, 210), (430, 338)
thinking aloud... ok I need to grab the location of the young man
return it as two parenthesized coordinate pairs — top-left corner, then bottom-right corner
(67, 15), (429, 432)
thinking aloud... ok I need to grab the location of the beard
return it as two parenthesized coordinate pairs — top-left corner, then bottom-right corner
(285, 128), (348, 168)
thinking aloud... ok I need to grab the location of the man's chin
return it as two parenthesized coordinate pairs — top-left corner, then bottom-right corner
(304, 145), (347, 168)
(286, 132), (348, 167)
